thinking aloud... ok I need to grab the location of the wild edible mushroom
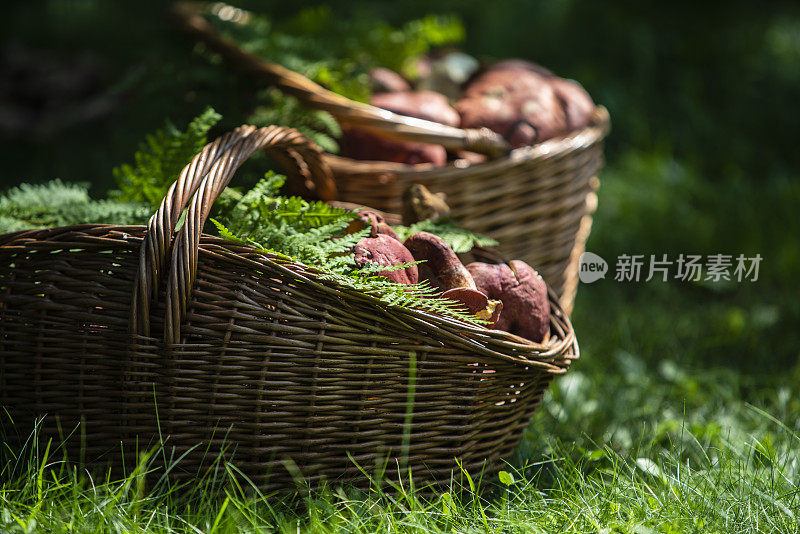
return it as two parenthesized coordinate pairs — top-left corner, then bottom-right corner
(368, 67), (411, 94)
(549, 76), (595, 132)
(404, 231), (501, 323)
(346, 210), (400, 241)
(457, 59), (594, 147)
(341, 91), (460, 166)
(466, 260), (550, 342)
(456, 65), (567, 148)
(353, 234), (418, 285)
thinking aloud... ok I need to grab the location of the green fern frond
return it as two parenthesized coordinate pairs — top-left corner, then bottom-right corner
(206, 5), (464, 101)
(209, 218), (245, 244)
(0, 179), (149, 233)
(111, 107), (221, 206)
(394, 219), (499, 254)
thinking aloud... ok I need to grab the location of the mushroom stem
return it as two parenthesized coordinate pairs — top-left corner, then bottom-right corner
(403, 232), (476, 291)
(402, 184), (451, 225)
(404, 232), (501, 326)
(441, 287), (503, 325)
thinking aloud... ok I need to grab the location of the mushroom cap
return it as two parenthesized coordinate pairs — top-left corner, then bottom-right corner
(346, 211), (400, 241)
(369, 67), (411, 93)
(457, 67), (568, 147)
(404, 231), (476, 291)
(481, 59), (554, 78)
(353, 234), (418, 285)
(549, 77), (595, 132)
(467, 260), (550, 342)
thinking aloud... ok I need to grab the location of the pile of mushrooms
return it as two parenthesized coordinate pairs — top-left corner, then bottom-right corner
(342, 57), (595, 166)
(347, 195), (550, 343)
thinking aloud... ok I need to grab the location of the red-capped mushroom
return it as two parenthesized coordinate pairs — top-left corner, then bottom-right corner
(346, 210), (400, 241)
(341, 91), (460, 166)
(476, 59), (554, 79)
(549, 77), (595, 132)
(456, 66), (567, 148)
(369, 67), (411, 94)
(353, 234), (418, 285)
(467, 260), (550, 342)
(404, 232), (501, 324)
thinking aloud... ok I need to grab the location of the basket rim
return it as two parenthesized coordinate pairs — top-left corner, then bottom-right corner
(0, 224), (579, 373)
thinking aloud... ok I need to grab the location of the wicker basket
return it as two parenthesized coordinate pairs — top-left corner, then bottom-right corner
(0, 125), (578, 491)
(171, 1), (610, 314)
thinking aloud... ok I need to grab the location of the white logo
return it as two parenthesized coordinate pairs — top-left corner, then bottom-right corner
(579, 252), (608, 283)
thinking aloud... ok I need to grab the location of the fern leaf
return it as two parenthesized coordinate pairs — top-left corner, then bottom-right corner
(0, 179), (149, 233)
(394, 219), (499, 254)
(112, 107), (221, 206)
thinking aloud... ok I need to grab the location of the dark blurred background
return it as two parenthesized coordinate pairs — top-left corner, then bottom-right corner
(2, 0), (799, 433)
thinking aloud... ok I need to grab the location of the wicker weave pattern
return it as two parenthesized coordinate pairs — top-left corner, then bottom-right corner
(0, 126), (578, 491)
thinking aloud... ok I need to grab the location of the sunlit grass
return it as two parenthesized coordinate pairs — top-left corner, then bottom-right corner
(2, 382), (798, 533)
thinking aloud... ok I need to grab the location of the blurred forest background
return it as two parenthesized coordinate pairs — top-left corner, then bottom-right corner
(2, 0), (800, 498)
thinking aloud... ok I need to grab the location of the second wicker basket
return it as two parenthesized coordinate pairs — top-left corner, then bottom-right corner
(172, 1), (611, 313)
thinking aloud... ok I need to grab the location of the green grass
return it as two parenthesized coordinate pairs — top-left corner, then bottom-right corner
(1, 398), (798, 532)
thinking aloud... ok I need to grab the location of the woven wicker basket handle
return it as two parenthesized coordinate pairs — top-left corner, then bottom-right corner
(131, 125), (333, 337)
(170, 1), (510, 159)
